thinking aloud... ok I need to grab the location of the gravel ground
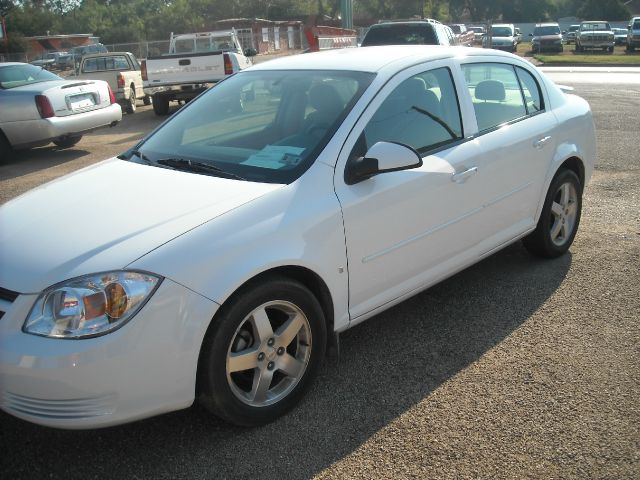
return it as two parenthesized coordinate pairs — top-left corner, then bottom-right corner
(0, 79), (638, 479)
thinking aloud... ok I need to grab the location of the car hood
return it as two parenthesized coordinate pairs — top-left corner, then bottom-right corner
(0, 158), (282, 293)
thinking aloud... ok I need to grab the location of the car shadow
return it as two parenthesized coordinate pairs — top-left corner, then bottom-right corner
(0, 148), (90, 181)
(0, 243), (571, 479)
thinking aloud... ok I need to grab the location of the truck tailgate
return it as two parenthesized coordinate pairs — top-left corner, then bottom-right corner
(145, 52), (226, 86)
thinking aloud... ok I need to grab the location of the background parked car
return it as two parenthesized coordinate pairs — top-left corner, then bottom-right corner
(483, 24), (518, 52)
(361, 19), (456, 47)
(575, 21), (615, 53)
(530, 23), (564, 53)
(0, 62), (122, 157)
(627, 16), (640, 51)
(468, 25), (486, 44)
(72, 51), (149, 114)
(563, 24), (580, 44)
(612, 28), (628, 45)
(70, 43), (108, 70)
(449, 24), (475, 46)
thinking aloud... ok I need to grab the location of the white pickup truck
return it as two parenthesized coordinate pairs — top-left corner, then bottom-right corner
(142, 30), (254, 115)
(73, 52), (148, 114)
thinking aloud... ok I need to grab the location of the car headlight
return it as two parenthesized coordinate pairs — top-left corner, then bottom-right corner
(24, 271), (162, 339)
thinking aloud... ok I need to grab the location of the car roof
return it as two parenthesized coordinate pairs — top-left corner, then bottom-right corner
(248, 45), (519, 74)
(535, 23), (559, 27)
(492, 24), (514, 28)
(82, 52), (133, 58)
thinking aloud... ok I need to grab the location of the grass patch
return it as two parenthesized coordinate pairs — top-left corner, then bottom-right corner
(533, 53), (640, 65)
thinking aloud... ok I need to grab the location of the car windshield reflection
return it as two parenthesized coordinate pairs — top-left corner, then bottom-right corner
(134, 70), (374, 184)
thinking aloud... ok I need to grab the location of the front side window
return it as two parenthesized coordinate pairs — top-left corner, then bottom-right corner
(134, 70), (374, 184)
(462, 63), (530, 132)
(492, 27), (514, 37)
(363, 67), (463, 154)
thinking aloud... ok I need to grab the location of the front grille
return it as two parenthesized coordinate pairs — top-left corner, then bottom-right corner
(0, 287), (19, 303)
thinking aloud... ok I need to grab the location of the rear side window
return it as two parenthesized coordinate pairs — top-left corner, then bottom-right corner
(462, 63), (530, 132)
(361, 23), (438, 46)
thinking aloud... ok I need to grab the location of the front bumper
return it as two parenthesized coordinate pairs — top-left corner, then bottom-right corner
(0, 278), (218, 429)
(4, 103), (122, 150)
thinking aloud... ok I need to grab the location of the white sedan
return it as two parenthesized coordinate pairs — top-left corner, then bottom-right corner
(0, 62), (122, 158)
(0, 46), (595, 429)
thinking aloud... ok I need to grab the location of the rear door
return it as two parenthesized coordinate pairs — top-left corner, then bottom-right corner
(458, 61), (556, 235)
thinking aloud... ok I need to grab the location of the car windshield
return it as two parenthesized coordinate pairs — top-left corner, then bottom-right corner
(492, 27), (513, 37)
(362, 24), (438, 46)
(634, 20), (640, 29)
(131, 70), (374, 184)
(0, 64), (62, 89)
(534, 26), (561, 36)
(569, 26), (580, 32)
(581, 23), (610, 31)
(469, 27), (484, 33)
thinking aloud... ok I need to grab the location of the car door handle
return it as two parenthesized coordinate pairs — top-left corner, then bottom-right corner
(451, 167), (478, 184)
(533, 136), (552, 149)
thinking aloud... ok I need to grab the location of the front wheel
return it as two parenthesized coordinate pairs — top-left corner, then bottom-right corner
(523, 169), (582, 258)
(198, 276), (327, 426)
(0, 131), (13, 161)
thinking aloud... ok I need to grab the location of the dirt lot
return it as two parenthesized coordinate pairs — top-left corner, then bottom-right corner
(0, 78), (638, 479)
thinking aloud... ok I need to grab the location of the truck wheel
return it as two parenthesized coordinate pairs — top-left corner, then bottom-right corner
(152, 93), (170, 116)
(143, 95), (152, 106)
(125, 86), (137, 114)
(608, 46), (614, 53)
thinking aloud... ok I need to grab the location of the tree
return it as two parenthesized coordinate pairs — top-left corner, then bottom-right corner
(578, 0), (629, 20)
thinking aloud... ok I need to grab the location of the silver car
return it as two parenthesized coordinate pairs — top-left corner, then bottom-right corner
(0, 63), (122, 158)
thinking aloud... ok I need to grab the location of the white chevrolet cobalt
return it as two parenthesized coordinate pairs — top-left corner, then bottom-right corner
(0, 46), (595, 429)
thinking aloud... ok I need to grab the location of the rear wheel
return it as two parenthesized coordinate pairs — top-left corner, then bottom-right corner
(152, 93), (170, 115)
(125, 86), (137, 114)
(0, 131), (13, 161)
(608, 46), (614, 53)
(198, 276), (326, 426)
(53, 135), (82, 149)
(523, 169), (582, 258)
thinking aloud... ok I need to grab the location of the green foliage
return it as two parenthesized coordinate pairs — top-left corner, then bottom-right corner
(0, 0), (634, 54)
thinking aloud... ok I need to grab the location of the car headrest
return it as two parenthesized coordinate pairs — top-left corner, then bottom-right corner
(475, 80), (506, 102)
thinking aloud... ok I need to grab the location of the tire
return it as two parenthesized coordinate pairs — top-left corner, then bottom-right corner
(0, 131), (13, 161)
(152, 93), (170, 115)
(523, 169), (582, 258)
(608, 46), (614, 53)
(125, 86), (136, 114)
(143, 95), (152, 106)
(198, 276), (327, 426)
(53, 135), (82, 149)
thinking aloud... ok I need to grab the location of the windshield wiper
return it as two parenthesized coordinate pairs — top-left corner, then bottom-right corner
(156, 158), (247, 181)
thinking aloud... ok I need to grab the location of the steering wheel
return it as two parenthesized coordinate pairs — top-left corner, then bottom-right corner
(305, 122), (331, 137)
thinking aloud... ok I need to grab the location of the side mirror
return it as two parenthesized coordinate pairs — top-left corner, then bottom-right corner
(244, 48), (257, 57)
(344, 141), (422, 185)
